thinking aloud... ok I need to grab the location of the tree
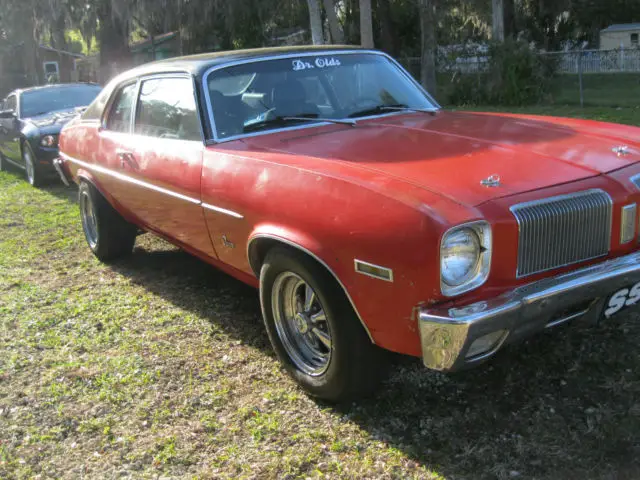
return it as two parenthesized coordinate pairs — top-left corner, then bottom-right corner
(306, 0), (324, 44)
(418, 0), (437, 93)
(323, 0), (344, 44)
(492, 0), (505, 41)
(359, 0), (374, 48)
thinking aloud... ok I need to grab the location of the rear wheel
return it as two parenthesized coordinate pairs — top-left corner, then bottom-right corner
(78, 181), (137, 262)
(260, 247), (383, 402)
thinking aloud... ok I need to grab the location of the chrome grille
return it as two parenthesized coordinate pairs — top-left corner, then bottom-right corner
(511, 189), (613, 277)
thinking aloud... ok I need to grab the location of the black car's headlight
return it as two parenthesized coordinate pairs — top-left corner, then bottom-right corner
(41, 135), (59, 148)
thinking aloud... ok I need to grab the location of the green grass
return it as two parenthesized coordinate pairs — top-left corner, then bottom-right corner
(462, 104), (640, 126)
(552, 73), (640, 108)
(1, 111), (640, 479)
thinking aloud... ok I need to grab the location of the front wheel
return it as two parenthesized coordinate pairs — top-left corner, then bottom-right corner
(260, 247), (383, 402)
(78, 181), (137, 262)
(23, 143), (44, 187)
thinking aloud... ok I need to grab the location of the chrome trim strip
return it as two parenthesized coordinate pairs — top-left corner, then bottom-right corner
(202, 202), (244, 219)
(510, 189), (613, 278)
(354, 259), (394, 282)
(62, 152), (200, 204)
(201, 49), (440, 144)
(61, 152), (245, 217)
(246, 234), (375, 342)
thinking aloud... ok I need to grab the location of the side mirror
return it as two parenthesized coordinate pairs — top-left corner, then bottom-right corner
(0, 109), (15, 119)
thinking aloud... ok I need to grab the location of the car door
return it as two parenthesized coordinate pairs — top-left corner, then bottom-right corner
(0, 94), (22, 163)
(107, 74), (216, 259)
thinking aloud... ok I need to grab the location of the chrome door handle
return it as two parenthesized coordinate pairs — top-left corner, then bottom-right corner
(116, 149), (135, 167)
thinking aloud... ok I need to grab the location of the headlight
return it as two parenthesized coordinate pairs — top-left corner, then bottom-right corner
(41, 135), (58, 147)
(440, 221), (492, 296)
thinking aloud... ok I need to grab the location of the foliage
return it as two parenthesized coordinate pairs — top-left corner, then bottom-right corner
(447, 40), (557, 106)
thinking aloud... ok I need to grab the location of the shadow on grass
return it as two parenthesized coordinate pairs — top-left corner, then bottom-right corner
(110, 245), (270, 352)
(0, 165), (78, 203)
(106, 240), (640, 479)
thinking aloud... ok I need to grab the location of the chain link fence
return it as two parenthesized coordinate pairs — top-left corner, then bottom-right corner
(399, 49), (640, 108)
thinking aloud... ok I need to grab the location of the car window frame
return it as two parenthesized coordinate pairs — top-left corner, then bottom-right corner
(102, 80), (140, 134)
(201, 49), (441, 144)
(132, 73), (204, 143)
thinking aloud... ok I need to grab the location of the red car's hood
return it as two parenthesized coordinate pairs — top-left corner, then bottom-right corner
(248, 111), (640, 207)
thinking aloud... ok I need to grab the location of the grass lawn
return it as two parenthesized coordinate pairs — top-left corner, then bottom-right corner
(2, 108), (640, 478)
(462, 105), (640, 126)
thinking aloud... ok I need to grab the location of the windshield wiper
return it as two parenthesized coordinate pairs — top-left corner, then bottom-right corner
(243, 114), (355, 133)
(348, 104), (438, 119)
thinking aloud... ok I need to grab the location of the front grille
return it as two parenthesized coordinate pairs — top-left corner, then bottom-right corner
(511, 189), (613, 277)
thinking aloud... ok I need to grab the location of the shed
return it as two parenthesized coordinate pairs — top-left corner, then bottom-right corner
(600, 23), (640, 50)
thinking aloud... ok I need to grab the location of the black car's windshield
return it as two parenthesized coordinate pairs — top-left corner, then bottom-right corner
(206, 52), (437, 140)
(21, 85), (103, 118)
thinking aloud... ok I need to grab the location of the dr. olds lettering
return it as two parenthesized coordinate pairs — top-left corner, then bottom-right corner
(292, 57), (342, 71)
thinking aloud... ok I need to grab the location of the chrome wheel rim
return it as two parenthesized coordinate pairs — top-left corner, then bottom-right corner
(271, 272), (332, 376)
(24, 150), (34, 184)
(79, 190), (99, 249)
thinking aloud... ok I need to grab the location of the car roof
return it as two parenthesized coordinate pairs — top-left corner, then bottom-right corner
(114, 45), (367, 82)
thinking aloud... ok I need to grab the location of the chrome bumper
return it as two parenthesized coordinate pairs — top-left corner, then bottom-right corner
(53, 157), (70, 187)
(419, 250), (640, 371)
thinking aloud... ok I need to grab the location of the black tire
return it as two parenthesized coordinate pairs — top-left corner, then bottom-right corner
(0, 152), (6, 172)
(78, 181), (137, 262)
(260, 247), (383, 402)
(23, 142), (45, 187)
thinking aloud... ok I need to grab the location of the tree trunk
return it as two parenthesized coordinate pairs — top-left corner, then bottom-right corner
(377, 0), (397, 56)
(359, 0), (374, 48)
(492, 0), (505, 41)
(306, 0), (324, 45)
(322, 0), (344, 44)
(418, 0), (437, 94)
(97, 1), (131, 83)
(503, 0), (515, 38)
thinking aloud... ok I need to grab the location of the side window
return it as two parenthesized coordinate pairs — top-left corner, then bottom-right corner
(134, 77), (201, 141)
(82, 88), (111, 121)
(5, 95), (17, 112)
(106, 83), (137, 133)
(632, 33), (639, 46)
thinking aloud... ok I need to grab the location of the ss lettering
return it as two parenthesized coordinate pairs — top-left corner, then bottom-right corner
(626, 283), (640, 306)
(604, 281), (640, 318)
(605, 289), (628, 318)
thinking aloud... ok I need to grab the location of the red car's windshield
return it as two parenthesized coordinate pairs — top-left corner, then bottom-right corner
(205, 52), (437, 140)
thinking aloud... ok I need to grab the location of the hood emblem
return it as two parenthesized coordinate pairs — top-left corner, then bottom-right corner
(613, 146), (630, 157)
(480, 174), (501, 187)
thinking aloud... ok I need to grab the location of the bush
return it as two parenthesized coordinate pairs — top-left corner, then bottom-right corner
(446, 39), (557, 106)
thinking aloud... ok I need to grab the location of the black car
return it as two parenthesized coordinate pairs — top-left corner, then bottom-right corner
(0, 83), (102, 186)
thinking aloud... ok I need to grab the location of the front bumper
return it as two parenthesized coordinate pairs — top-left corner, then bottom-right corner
(419, 250), (640, 371)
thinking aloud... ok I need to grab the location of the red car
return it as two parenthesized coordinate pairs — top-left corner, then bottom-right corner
(57, 46), (640, 401)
